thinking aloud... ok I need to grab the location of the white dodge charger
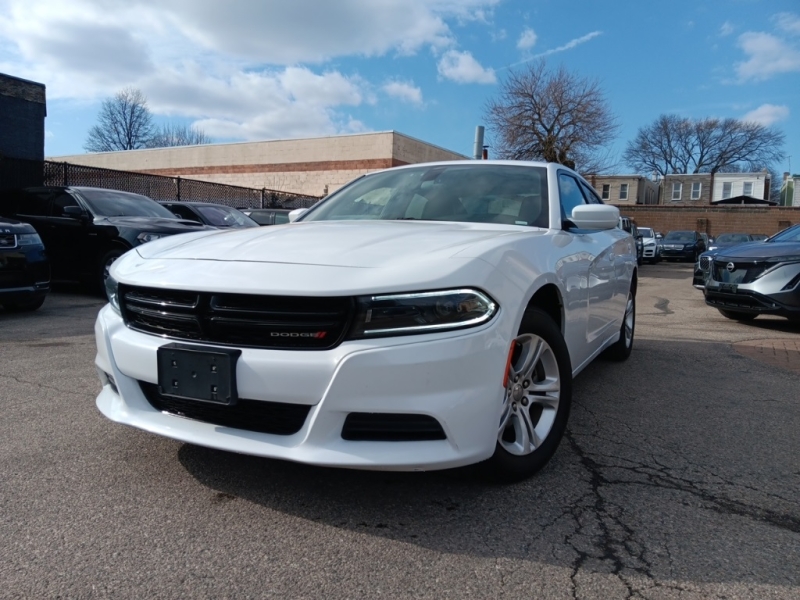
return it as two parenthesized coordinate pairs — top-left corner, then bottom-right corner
(95, 161), (637, 481)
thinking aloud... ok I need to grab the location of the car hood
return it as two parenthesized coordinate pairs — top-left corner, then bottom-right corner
(135, 220), (537, 267)
(0, 218), (37, 234)
(118, 220), (540, 295)
(94, 216), (209, 232)
(715, 241), (800, 261)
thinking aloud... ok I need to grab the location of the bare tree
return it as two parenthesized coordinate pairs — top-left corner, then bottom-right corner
(484, 60), (620, 173)
(84, 87), (154, 152)
(147, 122), (212, 148)
(624, 115), (785, 177)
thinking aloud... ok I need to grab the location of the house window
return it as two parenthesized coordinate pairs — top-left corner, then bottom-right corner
(619, 183), (629, 200)
(743, 181), (753, 196)
(601, 184), (610, 200)
(722, 182), (732, 199)
(691, 182), (702, 200)
(671, 183), (682, 201)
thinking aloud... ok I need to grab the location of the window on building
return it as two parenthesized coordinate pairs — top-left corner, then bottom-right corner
(671, 183), (682, 201)
(601, 184), (610, 200)
(722, 182), (732, 199)
(619, 183), (628, 200)
(743, 181), (753, 196)
(691, 182), (702, 200)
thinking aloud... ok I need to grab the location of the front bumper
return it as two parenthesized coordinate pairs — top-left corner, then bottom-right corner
(95, 304), (511, 471)
(660, 248), (694, 260)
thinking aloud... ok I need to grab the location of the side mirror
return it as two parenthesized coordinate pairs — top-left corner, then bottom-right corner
(288, 208), (308, 223)
(63, 205), (89, 222)
(570, 204), (619, 230)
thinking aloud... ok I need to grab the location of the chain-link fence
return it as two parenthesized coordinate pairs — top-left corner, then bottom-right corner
(1, 156), (321, 209)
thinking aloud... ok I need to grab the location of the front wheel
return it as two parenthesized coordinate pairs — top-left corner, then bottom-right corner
(483, 308), (573, 482)
(2, 296), (46, 312)
(98, 249), (125, 293)
(718, 309), (757, 322)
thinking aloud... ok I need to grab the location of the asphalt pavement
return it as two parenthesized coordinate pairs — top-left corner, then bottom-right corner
(1, 266), (798, 599)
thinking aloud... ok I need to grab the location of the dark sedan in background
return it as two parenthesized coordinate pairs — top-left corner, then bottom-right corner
(703, 224), (800, 322)
(660, 230), (706, 262)
(0, 187), (210, 289)
(161, 202), (259, 229)
(0, 217), (50, 311)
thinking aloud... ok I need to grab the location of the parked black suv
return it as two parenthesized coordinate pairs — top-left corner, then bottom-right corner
(0, 187), (209, 288)
(0, 217), (50, 311)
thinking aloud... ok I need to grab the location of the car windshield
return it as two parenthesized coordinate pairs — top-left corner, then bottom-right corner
(664, 231), (695, 242)
(302, 164), (550, 228)
(79, 189), (178, 218)
(195, 205), (258, 227)
(767, 224), (800, 243)
(715, 233), (752, 244)
(638, 228), (654, 237)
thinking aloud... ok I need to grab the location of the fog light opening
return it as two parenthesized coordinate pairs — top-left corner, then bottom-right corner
(105, 371), (118, 394)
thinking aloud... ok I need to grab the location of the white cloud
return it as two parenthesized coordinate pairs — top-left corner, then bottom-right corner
(0, 0), (500, 141)
(773, 12), (800, 36)
(382, 81), (423, 105)
(437, 50), (496, 84)
(517, 28), (537, 51)
(741, 103), (790, 126)
(735, 31), (800, 81)
(720, 21), (734, 37)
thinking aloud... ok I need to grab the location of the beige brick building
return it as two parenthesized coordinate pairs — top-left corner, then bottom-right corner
(585, 175), (659, 205)
(49, 131), (467, 197)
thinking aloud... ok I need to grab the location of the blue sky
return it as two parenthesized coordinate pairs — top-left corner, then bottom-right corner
(1, 0), (797, 175)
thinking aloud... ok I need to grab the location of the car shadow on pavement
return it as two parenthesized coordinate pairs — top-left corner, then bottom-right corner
(175, 337), (800, 590)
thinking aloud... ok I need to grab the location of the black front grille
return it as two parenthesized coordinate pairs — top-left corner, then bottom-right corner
(712, 260), (769, 284)
(342, 413), (447, 442)
(705, 292), (773, 311)
(139, 382), (311, 435)
(0, 234), (17, 249)
(120, 285), (354, 350)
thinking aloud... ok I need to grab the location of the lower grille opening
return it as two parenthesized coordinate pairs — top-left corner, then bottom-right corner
(139, 382), (311, 435)
(342, 412), (446, 442)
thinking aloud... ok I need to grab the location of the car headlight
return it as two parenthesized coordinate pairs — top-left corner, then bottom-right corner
(16, 233), (44, 246)
(644, 241), (655, 247)
(105, 274), (120, 313)
(348, 288), (498, 338)
(137, 232), (167, 244)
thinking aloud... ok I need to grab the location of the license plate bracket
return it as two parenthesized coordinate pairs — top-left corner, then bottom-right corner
(719, 283), (738, 294)
(157, 343), (241, 405)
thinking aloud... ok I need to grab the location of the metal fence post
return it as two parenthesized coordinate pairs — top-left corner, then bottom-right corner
(261, 188), (266, 209)
(176, 176), (181, 201)
(62, 162), (68, 186)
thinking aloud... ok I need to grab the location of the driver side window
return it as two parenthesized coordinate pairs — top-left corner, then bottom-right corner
(50, 192), (80, 217)
(557, 173), (587, 225)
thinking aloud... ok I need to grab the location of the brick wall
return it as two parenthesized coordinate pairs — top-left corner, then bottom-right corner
(614, 205), (799, 236)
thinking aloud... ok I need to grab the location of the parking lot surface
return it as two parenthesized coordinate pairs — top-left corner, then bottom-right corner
(1, 265), (798, 599)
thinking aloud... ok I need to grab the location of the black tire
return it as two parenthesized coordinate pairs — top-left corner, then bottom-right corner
(718, 309), (757, 321)
(98, 249), (125, 293)
(2, 296), (46, 312)
(482, 308), (573, 483)
(604, 286), (635, 361)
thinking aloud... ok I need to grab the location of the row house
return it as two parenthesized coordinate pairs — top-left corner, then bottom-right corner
(585, 175), (659, 205)
(779, 173), (800, 207)
(586, 172), (774, 206)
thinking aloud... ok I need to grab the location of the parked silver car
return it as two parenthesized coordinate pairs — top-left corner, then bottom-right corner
(637, 227), (661, 264)
(703, 224), (800, 321)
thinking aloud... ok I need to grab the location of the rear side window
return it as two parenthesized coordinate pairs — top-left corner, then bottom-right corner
(16, 190), (51, 216)
(274, 212), (290, 224)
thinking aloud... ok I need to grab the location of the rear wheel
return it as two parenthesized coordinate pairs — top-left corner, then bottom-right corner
(718, 309), (757, 321)
(483, 308), (573, 482)
(604, 287), (635, 361)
